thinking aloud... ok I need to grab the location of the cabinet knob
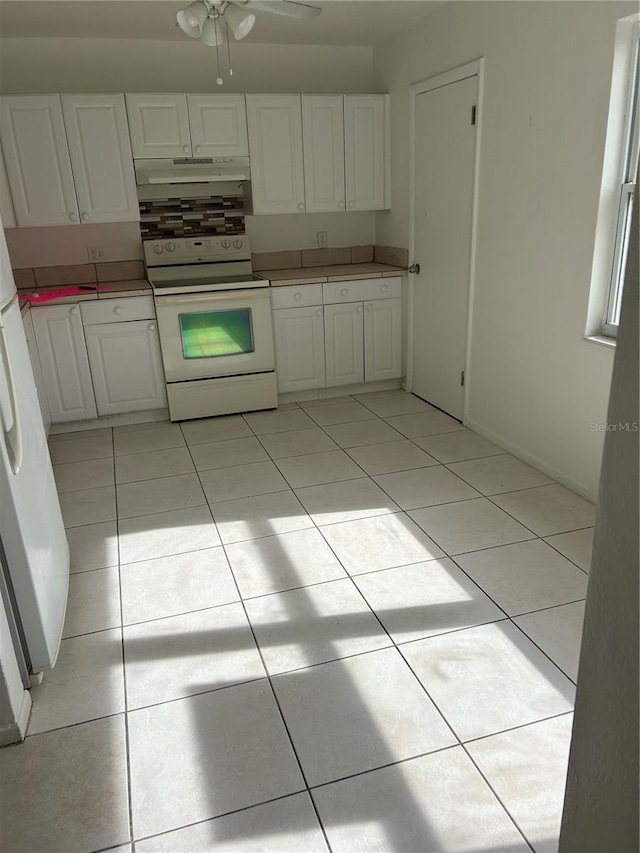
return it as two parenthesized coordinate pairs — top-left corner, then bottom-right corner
(294, 293), (302, 301)
(338, 201), (345, 210)
(316, 308), (323, 316)
(69, 212), (77, 221)
(297, 202), (305, 211)
(381, 284), (388, 292)
(183, 145), (190, 154)
(341, 289), (348, 297)
(114, 306), (123, 315)
(148, 323), (156, 331)
(366, 304), (373, 311)
(70, 307), (78, 316)
(195, 145), (201, 154)
(348, 201), (355, 209)
(81, 213), (88, 222)
(357, 304), (363, 313)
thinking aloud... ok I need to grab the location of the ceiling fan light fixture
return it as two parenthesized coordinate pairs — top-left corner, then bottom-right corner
(201, 15), (225, 46)
(224, 3), (256, 40)
(177, 1), (209, 38)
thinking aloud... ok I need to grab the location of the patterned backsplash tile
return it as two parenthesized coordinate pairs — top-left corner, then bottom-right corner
(139, 195), (245, 240)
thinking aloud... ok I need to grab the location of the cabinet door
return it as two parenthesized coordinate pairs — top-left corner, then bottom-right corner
(31, 305), (97, 422)
(85, 320), (167, 416)
(324, 302), (364, 387)
(187, 94), (249, 157)
(272, 306), (325, 393)
(344, 94), (388, 211)
(125, 94), (191, 158)
(246, 95), (305, 215)
(364, 298), (402, 382)
(302, 96), (345, 213)
(62, 94), (139, 224)
(0, 95), (79, 227)
(0, 144), (16, 228)
(21, 309), (51, 434)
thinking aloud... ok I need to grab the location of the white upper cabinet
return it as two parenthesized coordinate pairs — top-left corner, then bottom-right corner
(302, 95), (346, 213)
(246, 95), (305, 215)
(126, 93), (192, 158)
(344, 94), (389, 211)
(0, 95), (79, 227)
(187, 94), (248, 157)
(0, 144), (16, 228)
(62, 94), (139, 224)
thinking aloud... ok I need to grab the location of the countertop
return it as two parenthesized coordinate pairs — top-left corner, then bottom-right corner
(18, 262), (406, 313)
(19, 279), (152, 311)
(258, 262), (406, 286)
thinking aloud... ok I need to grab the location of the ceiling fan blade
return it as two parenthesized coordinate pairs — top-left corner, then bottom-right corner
(242, 0), (322, 19)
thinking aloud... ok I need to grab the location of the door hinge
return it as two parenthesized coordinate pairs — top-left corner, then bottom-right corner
(471, 106), (476, 126)
(460, 370), (465, 387)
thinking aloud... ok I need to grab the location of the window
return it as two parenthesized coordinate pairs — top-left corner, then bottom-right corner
(602, 23), (639, 338)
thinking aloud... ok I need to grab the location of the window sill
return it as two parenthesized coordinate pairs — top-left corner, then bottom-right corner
(584, 333), (617, 349)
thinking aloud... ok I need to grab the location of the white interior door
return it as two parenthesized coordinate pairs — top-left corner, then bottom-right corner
(410, 73), (478, 420)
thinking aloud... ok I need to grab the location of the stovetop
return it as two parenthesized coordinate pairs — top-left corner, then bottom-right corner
(144, 235), (269, 294)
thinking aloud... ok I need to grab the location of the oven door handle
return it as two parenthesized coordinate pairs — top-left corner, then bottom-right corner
(154, 288), (271, 307)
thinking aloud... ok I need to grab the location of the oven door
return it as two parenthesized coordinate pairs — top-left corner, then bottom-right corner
(154, 288), (274, 382)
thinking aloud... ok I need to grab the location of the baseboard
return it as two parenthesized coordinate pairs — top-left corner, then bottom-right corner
(0, 690), (31, 746)
(465, 416), (597, 502)
(279, 379), (402, 405)
(49, 408), (169, 436)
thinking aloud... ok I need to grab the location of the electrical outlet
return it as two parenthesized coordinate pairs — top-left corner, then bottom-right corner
(317, 231), (328, 249)
(87, 246), (105, 263)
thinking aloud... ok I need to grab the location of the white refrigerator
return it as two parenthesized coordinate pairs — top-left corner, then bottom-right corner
(0, 227), (69, 673)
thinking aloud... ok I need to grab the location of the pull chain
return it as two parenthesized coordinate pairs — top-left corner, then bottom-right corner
(226, 19), (233, 77)
(215, 15), (223, 85)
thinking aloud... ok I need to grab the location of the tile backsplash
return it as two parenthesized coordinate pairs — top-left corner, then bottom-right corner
(139, 195), (245, 240)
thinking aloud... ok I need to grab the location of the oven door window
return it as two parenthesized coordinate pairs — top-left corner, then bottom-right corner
(179, 309), (255, 359)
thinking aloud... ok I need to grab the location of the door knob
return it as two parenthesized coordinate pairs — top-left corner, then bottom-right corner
(338, 201), (345, 210)
(114, 307), (123, 315)
(366, 304), (373, 311)
(81, 213), (88, 221)
(183, 145), (190, 153)
(195, 145), (201, 154)
(148, 323), (156, 331)
(70, 307), (78, 316)
(316, 309), (323, 316)
(297, 202), (305, 211)
(356, 304), (363, 313)
(69, 212), (77, 221)
(348, 201), (355, 209)
(408, 263), (421, 274)
(294, 293), (301, 301)
(341, 289), (348, 297)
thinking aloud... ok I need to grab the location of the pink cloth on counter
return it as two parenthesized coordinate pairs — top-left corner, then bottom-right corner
(18, 285), (111, 303)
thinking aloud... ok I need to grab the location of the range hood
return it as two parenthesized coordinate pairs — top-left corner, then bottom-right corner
(135, 157), (250, 186)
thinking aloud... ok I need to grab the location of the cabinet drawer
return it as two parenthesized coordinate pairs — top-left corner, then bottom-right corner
(323, 277), (402, 304)
(270, 283), (323, 309)
(81, 296), (155, 325)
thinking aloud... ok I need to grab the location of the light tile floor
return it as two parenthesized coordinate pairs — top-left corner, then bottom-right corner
(0, 390), (595, 853)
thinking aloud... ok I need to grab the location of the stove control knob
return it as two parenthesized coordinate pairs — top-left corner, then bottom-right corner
(166, 243), (176, 253)
(152, 245), (164, 255)
(233, 239), (243, 250)
(221, 239), (232, 249)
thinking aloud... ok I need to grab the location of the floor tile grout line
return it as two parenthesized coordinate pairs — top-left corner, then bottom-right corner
(112, 427), (136, 851)
(298, 488), (542, 847)
(459, 741), (537, 853)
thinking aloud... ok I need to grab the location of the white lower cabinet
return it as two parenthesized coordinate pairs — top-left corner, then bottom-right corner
(324, 302), (365, 387)
(21, 309), (51, 433)
(271, 277), (403, 393)
(272, 306), (325, 393)
(364, 297), (402, 382)
(31, 305), (98, 423)
(84, 320), (167, 415)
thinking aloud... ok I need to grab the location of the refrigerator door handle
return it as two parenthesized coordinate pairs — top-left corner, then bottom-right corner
(0, 316), (24, 475)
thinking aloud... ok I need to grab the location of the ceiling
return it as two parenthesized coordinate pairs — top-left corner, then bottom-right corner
(0, 1), (442, 46)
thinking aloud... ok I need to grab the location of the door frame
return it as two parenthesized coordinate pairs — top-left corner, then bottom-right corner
(407, 58), (485, 421)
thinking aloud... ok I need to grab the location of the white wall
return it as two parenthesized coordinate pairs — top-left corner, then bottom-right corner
(374, 0), (635, 498)
(559, 194), (639, 853)
(0, 37), (375, 95)
(0, 36), (377, 267)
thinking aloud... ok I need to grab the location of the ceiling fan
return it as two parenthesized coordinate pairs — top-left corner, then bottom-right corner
(176, 0), (322, 46)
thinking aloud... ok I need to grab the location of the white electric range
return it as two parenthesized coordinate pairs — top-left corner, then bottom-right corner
(144, 235), (277, 421)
